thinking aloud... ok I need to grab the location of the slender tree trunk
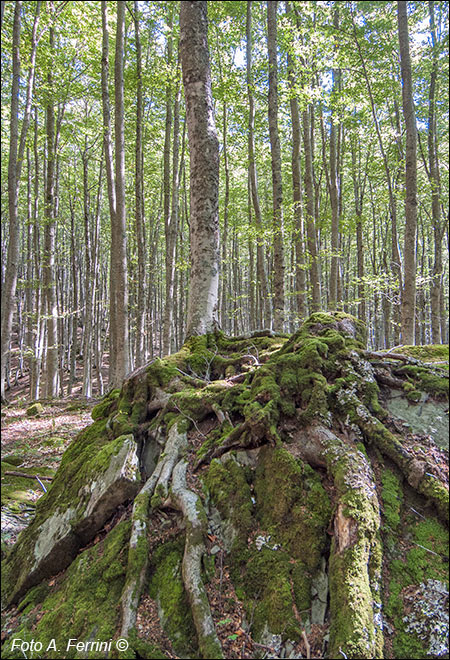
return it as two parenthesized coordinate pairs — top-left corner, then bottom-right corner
(247, 1), (270, 329)
(133, 0), (147, 366)
(427, 2), (443, 344)
(1, 1), (40, 401)
(180, 1), (220, 338)
(302, 106), (321, 312)
(352, 8), (402, 345)
(43, 15), (59, 398)
(397, 0), (418, 345)
(267, 1), (285, 331)
(220, 100), (230, 331)
(286, 2), (307, 323)
(328, 7), (341, 311)
(110, 0), (130, 384)
(101, 0), (118, 386)
(162, 9), (174, 355)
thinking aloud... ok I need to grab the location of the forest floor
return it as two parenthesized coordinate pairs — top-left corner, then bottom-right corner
(1, 391), (96, 548)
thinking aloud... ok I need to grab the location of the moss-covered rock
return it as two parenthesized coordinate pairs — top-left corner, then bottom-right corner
(2, 428), (141, 607)
(3, 314), (448, 660)
(2, 521), (132, 659)
(26, 402), (43, 417)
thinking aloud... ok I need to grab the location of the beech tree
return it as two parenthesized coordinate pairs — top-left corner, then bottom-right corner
(398, 0), (418, 345)
(180, 0), (220, 338)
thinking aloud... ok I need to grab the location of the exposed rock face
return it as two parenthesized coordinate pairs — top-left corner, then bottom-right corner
(1, 314), (448, 660)
(2, 432), (140, 606)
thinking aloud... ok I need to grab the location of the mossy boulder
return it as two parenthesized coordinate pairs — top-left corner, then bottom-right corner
(2, 427), (141, 607)
(2, 314), (448, 659)
(26, 402), (43, 417)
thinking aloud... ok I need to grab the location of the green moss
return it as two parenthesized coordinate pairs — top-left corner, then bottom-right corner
(91, 389), (120, 421)
(2, 420), (140, 607)
(396, 364), (449, 400)
(381, 468), (402, 530)
(148, 538), (197, 658)
(239, 546), (303, 640)
(26, 402), (43, 417)
(392, 344), (449, 363)
(203, 458), (253, 549)
(384, 510), (448, 658)
(254, 446), (331, 568)
(1, 461), (54, 509)
(2, 521), (131, 659)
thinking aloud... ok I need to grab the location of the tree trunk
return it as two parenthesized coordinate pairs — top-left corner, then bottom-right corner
(111, 0), (130, 385)
(133, 0), (147, 367)
(101, 0), (118, 386)
(180, 1), (220, 338)
(397, 0), (418, 346)
(302, 106), (321, 312)
(1, 1), (40, 401)
(43, 16), (59, 399)
(286, 2), (307, 323)
(162, 8), (174, 356)
(267, 1), (285, 332)
(247, 1), (270, 329)
(427, 1), (443, 344)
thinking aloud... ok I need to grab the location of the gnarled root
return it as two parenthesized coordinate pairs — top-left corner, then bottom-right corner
(292, 424), (383, 659)
(120, 422), (188, 637)
(355, 406), (449, 524)
(170, 458), (224, 659)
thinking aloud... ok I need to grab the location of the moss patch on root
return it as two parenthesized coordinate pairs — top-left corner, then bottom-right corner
(147, 538), (198, 658)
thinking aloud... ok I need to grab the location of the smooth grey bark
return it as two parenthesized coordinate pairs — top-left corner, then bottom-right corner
(180, 1), (220, 338)
(328, 7), (340, 311)
(267, 1), (285, 331)
(43, 16), (59, 398)
(133, 0), (147, 366)
(162, 8), (174, 355)
(397, 0), (418, 345)
(302, 106), (321, 312)
(427, 1), (444, 344)
(286, 15), (307, 322)
(111, 0), (130, 384)
(351, 135), (369, 325)
(101, 0), (118, 385)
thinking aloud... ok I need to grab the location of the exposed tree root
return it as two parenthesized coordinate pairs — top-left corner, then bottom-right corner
(291, 424), (383, 659)
(170, 458), (224, 659)
(120, 422), (188, 637)
(3, 313), (448, 660)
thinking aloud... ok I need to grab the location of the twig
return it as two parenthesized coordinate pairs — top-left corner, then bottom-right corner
(412, 542), (441, 557)
(4, 470), (53, 482)
(410, 506), (426, 519)
(35, 476), (47, 493)
(302, 630), (311, 659)
(173, 403), (207, 439)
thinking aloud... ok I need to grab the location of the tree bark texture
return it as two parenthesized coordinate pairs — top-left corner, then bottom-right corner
(180, 1), (220, 338)
(398, 0), (418, 346)
(111, 0), (130, 384)
(267, 1), (285, 332)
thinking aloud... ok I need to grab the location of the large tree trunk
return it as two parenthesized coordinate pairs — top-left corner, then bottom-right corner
(3, 312), (448, 660)
(180, 1), (220, 338)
